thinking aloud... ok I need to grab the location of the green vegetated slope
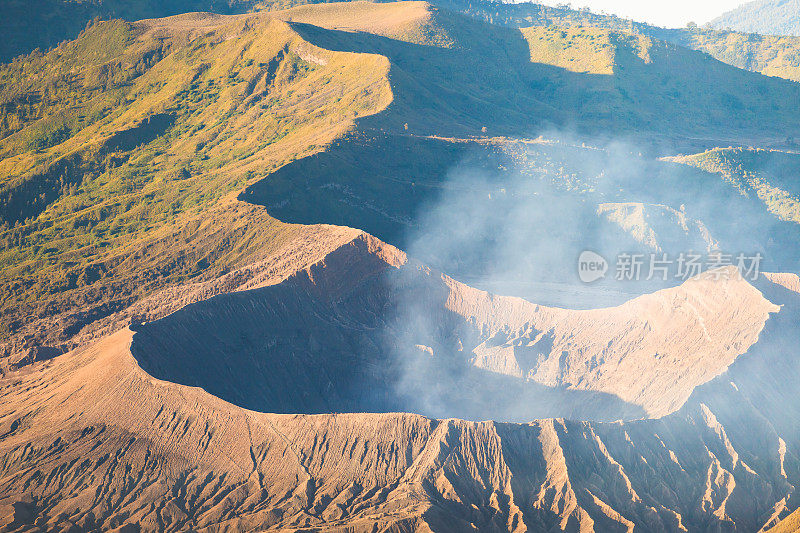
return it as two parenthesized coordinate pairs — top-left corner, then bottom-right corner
(675, 29), (800, 83)
(668, 148), (800, 224)
(439, 0), (800, 83)
(3, 0), (800, 354)
(0, 4), (399, 352)
(709, 0), (800, 37)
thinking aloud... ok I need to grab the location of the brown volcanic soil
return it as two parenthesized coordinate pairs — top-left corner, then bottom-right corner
(127, 230), (647, 422)
(0, 229), (798, 531)
(441, 264), (777, 418)
(127, 231), (776, 420)
(0, 200), (364, 374)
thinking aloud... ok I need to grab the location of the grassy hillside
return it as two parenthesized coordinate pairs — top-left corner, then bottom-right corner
(0, 7), (394, 352)
(668, 147), (800, 224)
(710, 0), (800, 37)
(675, 29), (800, 83)
(440, 0), (800, 83)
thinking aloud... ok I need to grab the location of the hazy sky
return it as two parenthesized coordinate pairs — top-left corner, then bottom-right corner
(538, 0), (749, 28)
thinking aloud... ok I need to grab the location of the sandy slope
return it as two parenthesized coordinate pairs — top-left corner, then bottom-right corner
(0, 228), (797, 531)
(115, 230), (778, 421)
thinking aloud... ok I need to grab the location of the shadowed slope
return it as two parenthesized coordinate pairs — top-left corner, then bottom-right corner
(128, 232), (776, 421)
(440, 0), (800, 85)
(284, 5), (800, 139)
(131, 232), (646, 422)
(243, 133), (800, 294)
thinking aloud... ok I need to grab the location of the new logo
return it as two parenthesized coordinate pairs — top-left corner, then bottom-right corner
(578, 251), (608, 283)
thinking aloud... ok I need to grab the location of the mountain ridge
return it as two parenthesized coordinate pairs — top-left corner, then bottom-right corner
(5, 0), (800, 87)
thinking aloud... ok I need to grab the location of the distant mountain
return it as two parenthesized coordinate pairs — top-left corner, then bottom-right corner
(709, 0), (800, 36)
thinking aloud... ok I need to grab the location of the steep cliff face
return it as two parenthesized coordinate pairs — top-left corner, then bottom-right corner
(0, 231), (797, 532)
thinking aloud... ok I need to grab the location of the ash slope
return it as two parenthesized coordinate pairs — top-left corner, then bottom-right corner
(131, 232), (777, 421)
(0, 230), (798, 532)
